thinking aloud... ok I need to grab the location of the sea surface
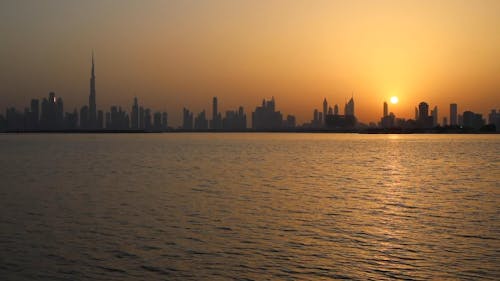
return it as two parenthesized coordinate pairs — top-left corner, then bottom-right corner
(0, 133), (498, 280)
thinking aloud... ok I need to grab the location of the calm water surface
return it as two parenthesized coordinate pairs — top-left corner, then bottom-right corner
(0, 133), (499, 280)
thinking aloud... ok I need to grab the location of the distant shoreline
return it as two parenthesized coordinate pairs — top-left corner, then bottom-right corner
(1, 128), (498, 134)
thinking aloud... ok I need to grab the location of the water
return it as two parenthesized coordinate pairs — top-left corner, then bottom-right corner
(0, 133), (498, 280)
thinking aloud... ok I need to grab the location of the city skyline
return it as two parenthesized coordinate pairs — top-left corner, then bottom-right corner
(1, 52), (498, 129)
(1, 1), (499, 126)
(1, 52), (498, 132)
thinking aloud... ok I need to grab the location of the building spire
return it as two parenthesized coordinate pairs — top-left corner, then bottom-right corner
(91, 49), (95, 78)
(88, 49), (97, 127)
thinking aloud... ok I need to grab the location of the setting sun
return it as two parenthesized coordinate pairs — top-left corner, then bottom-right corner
(390, 96), (399, 104)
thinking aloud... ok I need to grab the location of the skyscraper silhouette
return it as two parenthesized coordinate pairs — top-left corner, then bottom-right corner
(89, 51), (97, 128)
(344, 96), (355, 116)
(211, 97), (222, 129)
(418, 102), (429, 120)
(450, 103), (458, 126)
(131, 97), (139, 129)
(323, 98), (328, 125)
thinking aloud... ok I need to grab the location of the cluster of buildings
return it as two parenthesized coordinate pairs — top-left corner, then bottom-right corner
(0, 53), (498, 132)
(180, 96), (296, 131)
(181, 97), (248, 131)
(378, 101), (499, 131)
(0, 55), (168, 132)
(304, 97), (356, 129)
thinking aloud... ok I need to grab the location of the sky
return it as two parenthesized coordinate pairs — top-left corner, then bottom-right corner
(1, 0), (499, 126)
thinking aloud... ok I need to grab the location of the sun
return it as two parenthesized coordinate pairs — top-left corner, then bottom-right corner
(390, 96), (399, 104)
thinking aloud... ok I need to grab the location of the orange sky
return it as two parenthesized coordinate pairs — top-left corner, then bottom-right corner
(1, 0), (499, 125)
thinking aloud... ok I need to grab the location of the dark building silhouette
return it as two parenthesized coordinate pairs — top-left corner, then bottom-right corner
(6, 107), (24, 131)
(107, 106), (129, 130)
(153, 112), (162, 131)
(222, 107), (246, 130)
(325, 114), (356, 129)
(344, 96), (354, 117)
(194, 110), (209, 130)
(97, 110), (104, 129)
(210, 97), (222, 129)
(139, 106), (145, 129)
(144, 109), (152, 130)
(416, 102), (433, 129)
(29, 99), (39, 129)
(450, 103), (458, 126)
(325, 97), (356, 129)
(313, 109), (319, 127)
(161, 112), (168, 131)
(488, 109), (499, 131)
(131, 97), (139, 129)
(40, 92), (64, 130)
(80, 106), (89, 128)
(323, 98), (328, 125)
(182, 108), (193, 130)
(462, 111), (485, 130)
(88, 52), (97, 128)
(0, 114), (6, 131)
(65, 109), (78, 129)
(380, 101), (395, 128)
(431, 106), (438, 127)
(284, 115), (296, 129)
(252, 97), (283, 130)
(419, 102), (429, 120)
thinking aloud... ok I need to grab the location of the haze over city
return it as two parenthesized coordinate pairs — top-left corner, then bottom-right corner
(1, 2), (500, 280)
(1, 0), (499, 126)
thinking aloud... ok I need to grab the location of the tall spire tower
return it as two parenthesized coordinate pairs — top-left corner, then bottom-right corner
(89, 50), (97, 127)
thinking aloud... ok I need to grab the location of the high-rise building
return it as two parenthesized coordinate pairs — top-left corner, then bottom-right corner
(183, 108), (194, 130)
(284, 115), (296, 128)
(324, 96), (356, 129)
(380, 101), (394, 129)
(322, 98), (328, 125)
(144, 109), (151, 130)
(488, 109), (499, 131)
(252, 97), (283, 130)
(417, 102), (433, 128)
(139, 106), (145, 129)
(450, 103), (458, 126)
(344, 97), (355, 116)
(431, 106), (438, 126)
(131, 97), (139, 129)
(30, 99), (39, 129)
(463, 111), (485, 130)
(97, 110), (104, 129)
(153, 112), (162, 131)
(194, 110), (209, 130)
(313, 109), (319, 127)
(162, 112), (168, 130)
(40, 92), (63, 130)
(418, 102), (429, 120)
(222, 107), (246, 130)
(89, 51), (97, 128)
(80, 106), (89, 129)
(211, 97), (222, 129)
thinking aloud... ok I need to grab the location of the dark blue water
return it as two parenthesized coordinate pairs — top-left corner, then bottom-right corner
(0, 133), (499, 280)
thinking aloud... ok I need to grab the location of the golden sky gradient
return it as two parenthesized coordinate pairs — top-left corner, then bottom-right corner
(1, 0), (499, 125)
